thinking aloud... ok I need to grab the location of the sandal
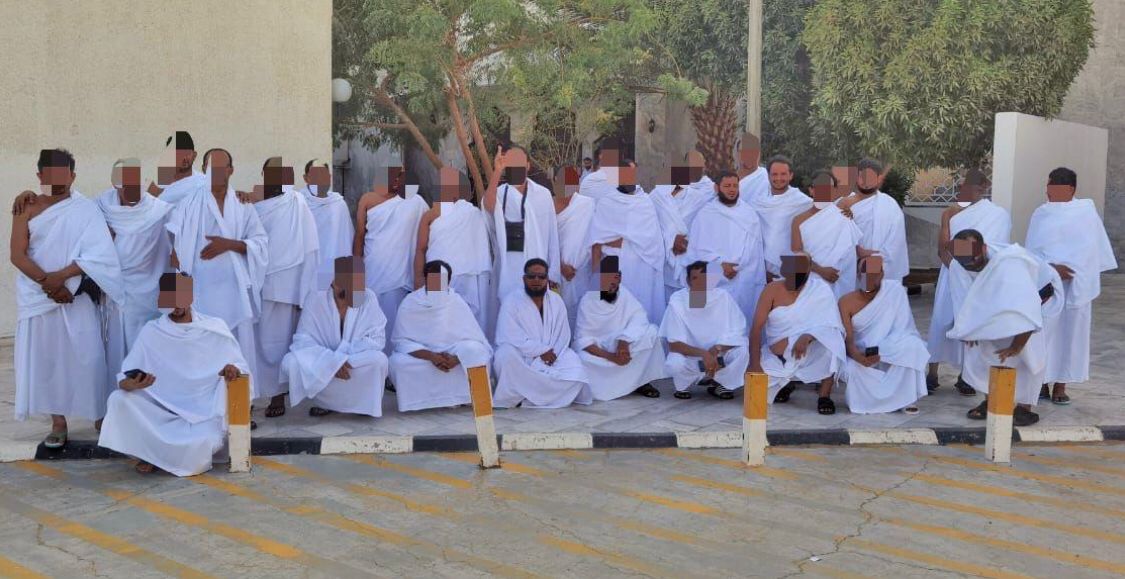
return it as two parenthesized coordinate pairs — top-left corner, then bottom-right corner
(926, 375), (940, 393)
(955, 375), (976, 397)
(1013, 406), (1040, 427)
(250, 420), (258, 431)
(966, 399), (988, 420)
(134, 461), (157, 475)
(774, 383), (796, 404)
(265, 403), (286, 418)
(309, 406), (334, 417)
(1039, 384), (1050, 400)
(903, 405), (920, 415)
(817, 396), (836, 415)
(1052, 393), (1071, 405)
(674, 390), (692, 400)
(43, 431), (67, 449)
(707, 385), (735, 400)
(385, 379), (396, 393)
(633, 383), (661, 398)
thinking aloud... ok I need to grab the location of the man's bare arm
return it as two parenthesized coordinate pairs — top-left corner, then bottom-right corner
(668, 341), (708, 358)
(413, 210), (433, 288)
(937, 207), (955, 267)
(748, 284), (776, 371)
(353, 195), (370, 256)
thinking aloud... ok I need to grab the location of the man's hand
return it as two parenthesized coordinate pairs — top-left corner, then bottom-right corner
(614, 341), (632, 366)
(200, 236), (234, 260)
(561, 263), (576, 281)
(120, 372), (156, 391)
(147, 181), (163, 196)
(702, 351), (720, 377)
(441, 353), (461, 370)
(236, 186), (264, 204)
(672, 234), (688, 256)
(11, 190), (37, 216)
(48, 286), (75, 304)
(769, 337), (788, 358)
(604, 238), (624, 249)
(1052, 263), (1075, 281)
(39, 270), (71, 296)
(335, 362), (353, 380)
(793, 334), (814, 360)
(721, 262), (738, 280)
(839, 205), (854, 219)
(219, 364), (241, 382)
(814, 264), (840, 283)
(493, 146), (507, 173)
(862, 354), (881, 367)
(996, 342), (1025, 363)
(540, 350), (557, 366)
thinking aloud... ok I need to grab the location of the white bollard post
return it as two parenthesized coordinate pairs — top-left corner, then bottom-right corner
(227, 374), (252, 473)
(984, 366), (1017, 464)
(742, 372), (769, 466)
(468, 366), (501, 469)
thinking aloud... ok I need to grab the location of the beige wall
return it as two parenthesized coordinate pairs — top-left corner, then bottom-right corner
(0, 0), (332, 336)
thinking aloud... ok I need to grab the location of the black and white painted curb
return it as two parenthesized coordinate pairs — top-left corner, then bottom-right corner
(2, 424), (1121, 462)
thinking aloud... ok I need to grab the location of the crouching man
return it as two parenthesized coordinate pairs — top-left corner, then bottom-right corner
(98, 272), (248, 476)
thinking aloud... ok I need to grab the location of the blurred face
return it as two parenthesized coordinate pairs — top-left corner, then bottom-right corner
(553, 166), (581, 198)
(505, 149), (528, 187)
(37, 165), (75, 195)
(739, 136), (761, 170)
(831, 166), (856, 199)
(952, 238), (986, 271)
(438, 167), (464, 203)
(809, 177), (834, 205)
(617, 165), (637, 194)
(1046, 184), (1075, 203)
(388, 166), (406, 196)
(176, 148), (196, 171)
(857, 168), (881, 194)
(157, 274), (194, 319)
(114, 165), (143, 203)
(768, 162), (792, 193)
(686, 152), (705, 183)
(687, 267), (708, 292)
(717, 176), (739, 205)
(425, 268), (449, 292)
(957, 181), (985, 204)
(599, 271), (621, 294)
(333, 258), (366, 307)
(781, 255), (811, 291)
(208, 151), (233, 189)
(599, 147), (621, 169)
(305, 165), (331, 194)
(262, 160), (294, 199)
(523, 264), (548, 297)
(858, 256), (884, 292)
(582, 159), (592, 170)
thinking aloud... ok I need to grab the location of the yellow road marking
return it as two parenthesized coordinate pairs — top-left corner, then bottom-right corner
(768, 447), (831, 462)
(670, 474), (764, 497)
(550, 450), (595, 460)
(345, 455), (473, 489)
(845, 538), (1032, 579)
(916, 453), (1125, 496)
(911, 473), (1125, 519)
(0, 555), (47, 579)
(537, 535), (680, 579)
(884, 518), (1125, 575)
(15, 463), (372, 577)
(659, 448), (800, 480)
(1014, 451), (1125, 477)
(191, 474), (539, 579)
(0, 488), (214, 579)
(255, 457), (455, 518)
(622, 491), (722, 516)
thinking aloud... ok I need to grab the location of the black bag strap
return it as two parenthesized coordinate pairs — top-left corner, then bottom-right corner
(501, 184), (527, 221)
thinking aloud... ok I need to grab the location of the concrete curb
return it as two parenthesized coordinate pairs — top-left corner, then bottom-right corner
(4, 424), (1121, 462)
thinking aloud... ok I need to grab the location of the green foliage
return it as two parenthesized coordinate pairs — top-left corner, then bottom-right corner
(761, 0), (824, 184)
(645, 0), (749, 95)
(802, 0), (1095, 170)
(881, 167), (916, 206)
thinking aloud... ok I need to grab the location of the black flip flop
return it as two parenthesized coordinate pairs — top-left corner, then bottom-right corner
(674, 390), (692, 400)
(1052, 393), (1071, 405)
(817, 396), (836, 415)
(926, 375), (940, 393)
(955, 376), (976, 397)
(633, 383), (661, 398)
(966, 399), (988, 420)
(1039, 385), (1051, 400)
(707, 385), (734, 400)
(774, 383), (796, 404)
(265, 404), (286, 418)
(309, 406), (334, 417)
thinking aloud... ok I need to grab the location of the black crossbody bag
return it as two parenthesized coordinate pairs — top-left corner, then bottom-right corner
(502, 184), (528, 253)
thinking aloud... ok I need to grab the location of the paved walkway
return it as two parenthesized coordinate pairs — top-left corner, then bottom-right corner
(2, 278), (1123, 444)
(2, 442), (1124, 577)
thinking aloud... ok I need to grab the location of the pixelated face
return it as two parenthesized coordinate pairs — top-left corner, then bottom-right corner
(523, 263), (548, 292)
(305, 164), (332, 193)
(176, 148), (196, 171)
(617, 165), (637, 190)
(831, 166), (856, 199)
(114, 165), (143, 203)
(809, 176), (834, 203)
(857, 167), (881, 193)
(504, 149), (528, 187)
(957, 181), (984, 203)
(208, 151), (233, 188)
(599, 146), (621, 169)
(859, 256), (884, 292)
(334, 257), (366, 306)
(37, 165), (75, 191)
(599, 270), (621, 293)
(157, 274), (193, 312)
(687, 266), (708, 292)
(781, 255), (811, 291)
(717, 175), (740, 204)
(686, 152), (705, 183)
(553, 166), (581, 197)
(951, 238), (986, 271)
(1046, 183), (1075, 203)
(388, 166), (406, 195)
(425, 269), (449, 292)
(739, 134), (761, 169)
(768, 162), (792, 192)
(262, 159), (294, 198)
(438, 167), (464, 202)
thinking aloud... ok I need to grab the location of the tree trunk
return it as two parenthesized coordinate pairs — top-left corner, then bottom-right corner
(689, 90), (738, 177)
(369, 87), (445, 170)
(445, 89), (486, 198)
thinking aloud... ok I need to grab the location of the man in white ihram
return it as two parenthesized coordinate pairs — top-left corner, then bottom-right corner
(98, 272), (247, 476)
(791, 170), (863, 299)
(281, 256), (389, 418)
(493, 259), (592, 409)
(838, 256), (928, 414)
(650, 153), (713, 303)
(750, 156), (812, 282)
(659, 261), (749, 400)
(553, 165), (597, 333)
(840, 158), (909, 283)
(574, 256), (667, 400)
(301, 159), (354, 289)
(391, 260), (492, 411)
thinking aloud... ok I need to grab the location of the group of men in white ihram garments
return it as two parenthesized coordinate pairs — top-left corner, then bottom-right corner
(11, 128), (1117, 476)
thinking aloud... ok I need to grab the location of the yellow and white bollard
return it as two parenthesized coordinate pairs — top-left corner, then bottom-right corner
(742, 372), (769, 466)
(468, 366), (501, 469)
(984, 366), (1017, 464)
(227, 374), (252, 473)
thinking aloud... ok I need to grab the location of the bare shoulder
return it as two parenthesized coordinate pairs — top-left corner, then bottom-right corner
(941, 205), (960, 222)
(838, 291), (863, 315)
(792, 208), (816, 227)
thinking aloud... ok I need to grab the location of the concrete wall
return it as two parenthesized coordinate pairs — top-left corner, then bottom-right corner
(0, 0), (332, 336)
(1059, 0), (1125, 266)
(991, 113), (1108, 244)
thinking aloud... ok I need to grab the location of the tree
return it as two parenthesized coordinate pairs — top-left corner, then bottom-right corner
(333, 0), (652, 196)
(802, 0), (1095, 170)
(643, 0), (745, 176)
(761, 0), (824, 184)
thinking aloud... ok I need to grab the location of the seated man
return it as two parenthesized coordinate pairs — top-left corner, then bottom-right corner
(574, 256), (667, 400)
(838, 256), (929, 414)
(659, 261), (749, 400)
(281, 256), (389, 418)
(98, 272), (247, 476)
(390, 260), (492, 411)
(946, 230), (1055, 426)
(493, 258), (592, 408)
(750, 254), (847, 415)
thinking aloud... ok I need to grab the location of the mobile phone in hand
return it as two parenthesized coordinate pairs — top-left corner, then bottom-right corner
(124, 369), (147, 380)
(864, 346), (879, 357)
